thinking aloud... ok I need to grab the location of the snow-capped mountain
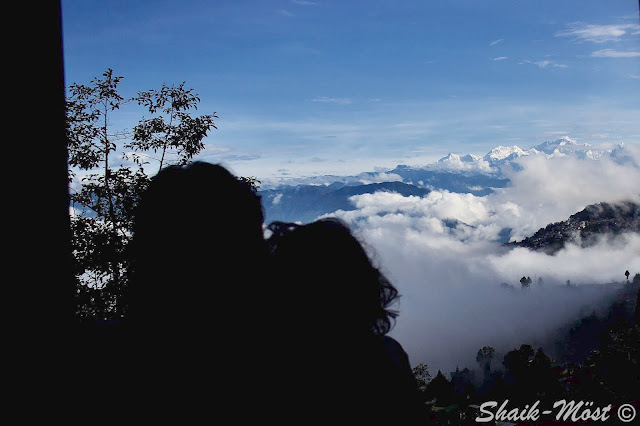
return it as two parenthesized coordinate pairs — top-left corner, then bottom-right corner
(433, 153), (492, 172)
(482, 145), (535, 163)
(260, 137), (636, 224)
(533, 136), (580, 154)
(438, 153), (482, 163)
(435, 137), (621, 170)
(259, 137), (629, 191)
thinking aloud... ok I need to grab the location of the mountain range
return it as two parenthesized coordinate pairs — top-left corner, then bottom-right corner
(260, 137), (635, 225)
(430, 137), (628, 172)
(261, 181), (430, 224)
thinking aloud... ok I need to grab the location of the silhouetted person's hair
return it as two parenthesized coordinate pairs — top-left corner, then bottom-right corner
(268, 218), (399, 336)
(99, 162), (271, 421)
(267, 218), (425, 423)
(127, 161), (267, 328)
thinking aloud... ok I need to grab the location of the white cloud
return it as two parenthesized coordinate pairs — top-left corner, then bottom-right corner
(556, 23), (639, 43)
(496, 154), (640, 238)
(534, 60), (551, 68)
(489, 38), (504, 47)
(591, 49), (640, 58)
(311, 96), (352, 105)
(487, 235), (640, 285)
(317, 148), (640, 373)
(430, 154), (493, 173)
(292, 0), (317, 5)
(493, 56), (507, 61)
(553, 64), (568, 68)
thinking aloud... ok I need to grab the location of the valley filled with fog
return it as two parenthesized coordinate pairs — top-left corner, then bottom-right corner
(262, 138), (640, 374)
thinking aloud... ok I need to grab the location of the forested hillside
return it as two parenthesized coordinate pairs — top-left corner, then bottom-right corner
(509, 201), (640, 254)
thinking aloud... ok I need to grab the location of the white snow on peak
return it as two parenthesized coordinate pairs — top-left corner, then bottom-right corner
(438, 153), (462, 163)
(438, 152), (482, 164)
(534, 137), (585, 154)
(424, 137), (634, 176)
(433, 152), (492, 172)
(427, 137), (629, 174)
(483, 145), (527, 162)
(460, 154), (481, 162)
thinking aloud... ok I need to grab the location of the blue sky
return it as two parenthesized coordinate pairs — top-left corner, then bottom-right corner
(61, 0), (640, 180)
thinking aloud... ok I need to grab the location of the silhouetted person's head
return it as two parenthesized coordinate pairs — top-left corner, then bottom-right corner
(127, 162), (267, 329)
(268, 218), (398, 337)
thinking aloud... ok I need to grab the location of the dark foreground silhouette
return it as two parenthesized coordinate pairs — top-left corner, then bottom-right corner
(75, 162), (424, 423)
(125, 162), (271, 420)
(127, 161), (268, 327)
(268, 218), (426, 423)
(75, 162), (271, 421)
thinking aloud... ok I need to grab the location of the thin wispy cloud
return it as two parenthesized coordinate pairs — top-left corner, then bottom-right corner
(311, 96), (352, 105)
(292, 0), (317, 5)
(489, 38), (504, 47)
(521, 59), (566, 69)
(493, 56), (507, 61)
(277, 9), (294, 17)
(555, 23), (639, 43)
(591, 49), (640, 58)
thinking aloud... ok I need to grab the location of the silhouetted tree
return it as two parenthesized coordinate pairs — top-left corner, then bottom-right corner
(450, 367), (475, 402)
(129, 82), (217, 169)
(520, 276), (532, 288)
(425, 370), (456, 406)
(483, 370), (507, 401)
(636, 290), (640, 326)
(584, 319), (640, 402)
(476, 346), (495, 383)
(562, 312), (606, 363)
(503, 344), (534, 372)
(529, 348), (561, 401)
(68, 68), (219, 322)
(412, 362), (431, 393)
(502, 344), (535, 401)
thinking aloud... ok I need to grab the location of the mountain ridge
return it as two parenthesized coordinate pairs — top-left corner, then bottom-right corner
(508, 200), (640, 254)
(261, 181), (430, 224)
(259, 137), (638, 227)
(260, 137), (631, 190)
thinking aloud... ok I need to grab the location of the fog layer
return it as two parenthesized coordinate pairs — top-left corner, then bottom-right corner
(325, 153), (640, 373)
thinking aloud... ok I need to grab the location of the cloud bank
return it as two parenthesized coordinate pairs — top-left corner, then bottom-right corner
(322, 151), (640, 373)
